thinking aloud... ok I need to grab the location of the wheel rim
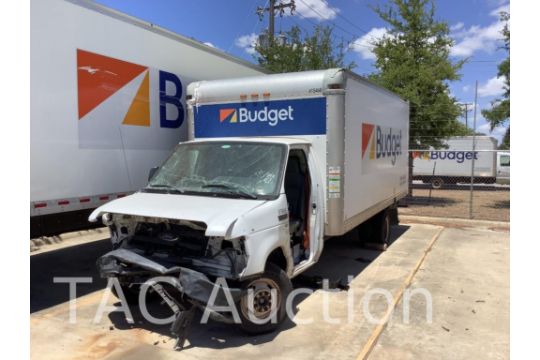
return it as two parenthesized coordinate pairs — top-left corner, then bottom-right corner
(432, 179), (443, 189)
(240, 277), (281, 320)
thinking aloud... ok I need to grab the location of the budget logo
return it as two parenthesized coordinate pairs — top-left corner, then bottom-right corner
(76, 49), (185, 149)
(412, 150), (478, 163)
(362, 123), (403, 165)
(219, 109), (237, 123)
(218, 105), (294, 127)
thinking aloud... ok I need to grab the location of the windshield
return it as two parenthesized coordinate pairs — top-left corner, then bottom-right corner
(146, 142), (286, 199)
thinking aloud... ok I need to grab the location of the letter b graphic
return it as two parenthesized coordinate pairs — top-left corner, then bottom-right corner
(159, 71), (184, 129)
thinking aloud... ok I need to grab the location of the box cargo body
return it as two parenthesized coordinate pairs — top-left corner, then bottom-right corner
(30, 0), (266, 237)
(89, 69), (409, 338)
(412, 136), (498, 186)
(187, 69), (410, 236)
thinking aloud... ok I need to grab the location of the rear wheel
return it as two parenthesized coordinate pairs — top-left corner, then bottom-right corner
(377, 209), (391, 247)
(237, 263), (292, 334)
(359, 209), (391, 249)
(431, 177), (444, 189)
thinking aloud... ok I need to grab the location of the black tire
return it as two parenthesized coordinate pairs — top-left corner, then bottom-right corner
(237, 263), (292, 334)
(431, 177), (444, 189)
(359, 209), (391, 247)
(377, 209), (391, 246)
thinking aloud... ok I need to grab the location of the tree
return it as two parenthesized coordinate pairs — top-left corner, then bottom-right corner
(368, 0), (465, 193)
(255, 25), (356, 73)
(481, 12), (510, 150)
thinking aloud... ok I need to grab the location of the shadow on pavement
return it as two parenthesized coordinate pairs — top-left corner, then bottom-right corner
(30, 239), (110, 313)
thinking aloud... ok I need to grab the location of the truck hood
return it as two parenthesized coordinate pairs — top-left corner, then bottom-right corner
(89, 192), (267, 237)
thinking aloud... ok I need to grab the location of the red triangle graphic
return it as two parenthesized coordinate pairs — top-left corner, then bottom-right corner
(362, 123), (375, 158)
(77, 49), (148, 119)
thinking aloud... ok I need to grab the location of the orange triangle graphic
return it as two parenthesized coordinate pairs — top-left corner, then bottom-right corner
(220, 109), (235, 122)
(362, 123), (375, 158)
(77, 49), (148, 119)
(122, 71), (150, 127)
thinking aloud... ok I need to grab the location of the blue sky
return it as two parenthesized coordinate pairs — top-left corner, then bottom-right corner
(95, 0), (510, 144)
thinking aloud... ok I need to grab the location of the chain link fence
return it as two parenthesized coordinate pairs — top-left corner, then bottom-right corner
(401, 149), (510, 222)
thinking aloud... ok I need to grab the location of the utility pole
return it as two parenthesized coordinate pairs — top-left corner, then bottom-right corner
(458, 102), (473, 129)
(469, 81), (478, 219)
(257, 0), (296, 45)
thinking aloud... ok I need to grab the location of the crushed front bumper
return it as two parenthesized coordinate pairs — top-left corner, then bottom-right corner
(97, 248), (245, 350)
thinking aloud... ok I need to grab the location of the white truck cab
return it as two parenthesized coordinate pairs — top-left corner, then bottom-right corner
(90, 68), (409, 338)
(496, 151), (510, 184)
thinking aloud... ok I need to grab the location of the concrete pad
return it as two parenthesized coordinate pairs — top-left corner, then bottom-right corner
(30, 223), (446, 359)
(368, 225), (509, 359)
(31, 227), (108, 254)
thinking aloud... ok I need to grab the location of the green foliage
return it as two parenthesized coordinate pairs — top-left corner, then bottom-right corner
(255, 25), (356, 73)
(369, 0), (465, 149)
(481, 12), (510, 148)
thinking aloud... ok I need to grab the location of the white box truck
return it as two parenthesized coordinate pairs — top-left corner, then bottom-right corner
(90, 69), (409, 341)
(412, 136), (498, 188)
(30, 0), (267, 237)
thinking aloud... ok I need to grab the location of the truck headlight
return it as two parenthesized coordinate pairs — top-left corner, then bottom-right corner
(101, 212), (113, 226)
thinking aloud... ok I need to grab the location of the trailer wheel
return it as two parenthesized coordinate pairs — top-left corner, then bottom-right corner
(431, 178), (444, 189)
(237, 263), (292, 334)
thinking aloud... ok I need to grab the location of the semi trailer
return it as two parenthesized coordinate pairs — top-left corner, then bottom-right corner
(30, 0), (267, 237)
(90, 69), (409, 343)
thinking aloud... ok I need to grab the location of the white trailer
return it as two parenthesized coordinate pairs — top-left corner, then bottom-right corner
(90, 69), (409, 338)
(30, 0), (267, 237)
(412, 136), (498, 188)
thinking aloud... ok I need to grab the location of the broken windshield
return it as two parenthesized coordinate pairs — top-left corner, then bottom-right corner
(146, 142), (286, 199)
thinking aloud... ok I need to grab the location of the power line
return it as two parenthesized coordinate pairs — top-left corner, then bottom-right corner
(228, 0), (269, 53)
(296, 0), (380, 48)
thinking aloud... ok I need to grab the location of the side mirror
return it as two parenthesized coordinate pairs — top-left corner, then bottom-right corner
(148, 166), (159, 182)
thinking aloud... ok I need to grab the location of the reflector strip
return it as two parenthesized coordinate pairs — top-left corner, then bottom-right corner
(99, 196), (110, 201)
(58, 200), (70, 205)
(34, 203), (47, 208)
(80, 198), (91, 203)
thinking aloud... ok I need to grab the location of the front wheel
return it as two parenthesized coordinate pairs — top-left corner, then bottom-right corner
(237, 263), (292, 334)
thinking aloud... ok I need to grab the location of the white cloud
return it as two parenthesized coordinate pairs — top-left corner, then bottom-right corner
(350, 27), (389, 60)
(462, 85), (470, 92)
(204, 42), (215, 48)
(450, 22), (505, 57)
(476, 122), (507, 139)
(450, 22), (464, 31)
(478, 76), (505, 97)
(295, 0), (339, 21)
(490, 3), (510, 17)
(235, 33), (258, 55)
(450, 4), (508, 57)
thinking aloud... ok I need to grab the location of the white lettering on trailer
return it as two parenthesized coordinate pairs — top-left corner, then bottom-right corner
(238, 106), (294, 126)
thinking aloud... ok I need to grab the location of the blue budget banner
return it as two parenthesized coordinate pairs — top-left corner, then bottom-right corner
(194, 97), (326, 138)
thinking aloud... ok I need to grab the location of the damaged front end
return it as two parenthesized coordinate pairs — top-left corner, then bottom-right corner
(96, 214), (248, 349)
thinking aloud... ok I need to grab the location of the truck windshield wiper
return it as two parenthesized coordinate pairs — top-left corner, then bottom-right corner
(202, 184), (258, 199)
(146, 184), (184, 194)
